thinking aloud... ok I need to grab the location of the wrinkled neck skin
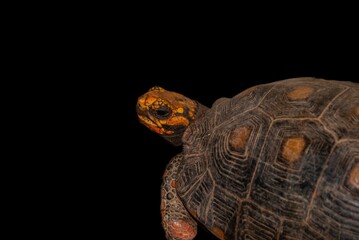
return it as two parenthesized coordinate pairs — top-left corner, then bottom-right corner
(163, 101), (208, 146)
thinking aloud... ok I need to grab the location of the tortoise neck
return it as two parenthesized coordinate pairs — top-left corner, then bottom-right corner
(162, 101), (209, 146)
(195, 101), (209, 120)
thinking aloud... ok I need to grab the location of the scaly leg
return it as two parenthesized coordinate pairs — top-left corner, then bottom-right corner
(161, 154), (197, 240)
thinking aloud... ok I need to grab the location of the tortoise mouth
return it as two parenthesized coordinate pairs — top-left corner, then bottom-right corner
(137, 114), (169, 135)
(138, 114), (157, 128)
(136, 105), (157, 127)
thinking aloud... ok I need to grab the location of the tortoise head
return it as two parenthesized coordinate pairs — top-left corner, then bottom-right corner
(136, 86), (208, 146)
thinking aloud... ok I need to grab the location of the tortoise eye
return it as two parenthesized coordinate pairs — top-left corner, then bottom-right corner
(150, 106), (172, 119)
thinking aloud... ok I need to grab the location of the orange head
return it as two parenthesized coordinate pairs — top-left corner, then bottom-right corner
(136, 86), (207, 146)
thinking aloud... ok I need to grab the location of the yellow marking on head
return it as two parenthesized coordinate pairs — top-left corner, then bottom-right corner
(287, 86), (314, 101)
(161, 115), (190, 126)
(177, 107), (184, 113)
(145, 96), (161, 108)
(282, 137), (306, 162)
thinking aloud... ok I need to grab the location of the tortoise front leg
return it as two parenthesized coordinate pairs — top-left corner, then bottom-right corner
(161, 154), (197, 240)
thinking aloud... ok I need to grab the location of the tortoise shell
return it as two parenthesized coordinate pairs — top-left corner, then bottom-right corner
(137, 77), (359, 240)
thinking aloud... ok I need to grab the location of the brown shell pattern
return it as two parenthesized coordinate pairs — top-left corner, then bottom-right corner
(178, 77), (359, 240)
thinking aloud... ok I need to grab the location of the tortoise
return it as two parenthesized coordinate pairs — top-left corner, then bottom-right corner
(136, 77), (359, 240)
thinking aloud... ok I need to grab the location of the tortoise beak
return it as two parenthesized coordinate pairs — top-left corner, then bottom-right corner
(136, 102), (143, 115)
